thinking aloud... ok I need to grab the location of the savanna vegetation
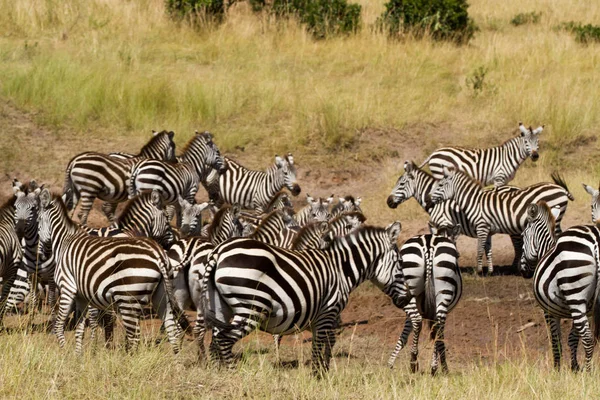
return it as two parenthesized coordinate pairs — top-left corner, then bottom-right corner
(0, 0), (599, 398)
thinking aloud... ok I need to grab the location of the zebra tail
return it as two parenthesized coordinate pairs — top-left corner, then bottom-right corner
(551, 172), (575, 201)
(201, 254), (235, 331)
(423, 252), (437, 335)
(158, 252), (191, 333)
(63, 158), (79, 210)
(127, 161), (142, 199)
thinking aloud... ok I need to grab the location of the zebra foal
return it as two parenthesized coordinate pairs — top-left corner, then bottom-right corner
(202, 222), (409, 374)
(521, 202), (600, 371)
(37, 189), (185, 354)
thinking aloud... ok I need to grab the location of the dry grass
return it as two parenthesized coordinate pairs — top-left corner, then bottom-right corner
(0, 0), (600, 397)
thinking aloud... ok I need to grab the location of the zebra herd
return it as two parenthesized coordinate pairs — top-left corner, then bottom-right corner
(0, 122), (599, 375)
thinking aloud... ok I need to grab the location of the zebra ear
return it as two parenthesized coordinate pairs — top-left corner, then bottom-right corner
(152, 130), (158, 136)
(404, 161), (413, 173)
(178, 196), (190, 209)
(583, 184), (597, 196)
(527, 203), (539, 219)
(550, 206), (561, 221)
(428, 221), (438, 235)
(326, 195), (334, 205)
(318, 221), (329, 232)
(306, 193), (314, 204)
(231, 204), (242, 217)
(355, 197), (362, 207)
(533, 125), (544, 135)
(386, 221), (402, 244)
(151, 189), (163, 208)
(319, 230), (334, 250)
(451, 225), (461, 241)
(39, 188), (52, 210)
(442, 165), (455, 178)
(196, 202), (210, 213)
(287, 153), (294, 165)
(519, 122), (529, 136)
(275, 155), (284, 168)
(168, 131), (175, 139)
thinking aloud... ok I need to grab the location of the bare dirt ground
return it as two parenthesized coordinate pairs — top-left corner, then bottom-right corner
(0, 99), (580, 371)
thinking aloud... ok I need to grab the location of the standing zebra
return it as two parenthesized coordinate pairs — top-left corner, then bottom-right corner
(128, 131), (226, 226)
(420, 123), (543, 188)
(521, 202), (600, 371)
(202, 222), (408, 373)
(430, 166), (574, 274)
(294, 194), (333, 226)
(205, 154), (301, 213)
(387, 161), (522, 271)
(387, 226), (461, 375)
(168, 204), (245, 357)
(0, 187), (23, 326)
(37, 189), (185, 354)
(63, 130), (176, 225)
(582, 183), (599, 223)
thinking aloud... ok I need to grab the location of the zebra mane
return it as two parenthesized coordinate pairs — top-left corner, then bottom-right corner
(329, 211), (366, 225)
(180, 132), (212, 156)
(291, 221), (328, 250)
(114, 191), (153, 225)
(255, 208), (294, 230)
(265, 191), (292, 213)
(47, 193), (79, 230)
(139, 130), (173, 155)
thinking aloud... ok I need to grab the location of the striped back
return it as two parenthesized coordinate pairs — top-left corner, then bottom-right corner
(249, 208), (299, 248)
(422, 123), (543, 187)
(583, 183), (600, 224)
(128, 159), (199, 204)
(520, 202), (560, 278)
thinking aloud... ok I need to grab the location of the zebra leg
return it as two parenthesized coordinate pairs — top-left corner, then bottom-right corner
(0, 271), (18, 325)
(212, 315), (260, 368)
(311, 322), (337, 375)
(55, 291), (76, 348)
(475, 229), (488, 275)
(102, 311), (117, 349)
(193, 311), (206, 361)
(119, 303), (143, 353)
(89, 307), (99, 342)
(484, 235), (493, 275)
(273, 334), (283, 365)
(509, 235), (523, 273)
(431, 316), (448, 375)
(544, 312), (562, 370)
(152, 290), (183, 355)
(571, 314), (594, 372)
(409, 312), (423, 373)
(74, 298), (88, 355)
(76, 192), (95, 225)
(101, 202), (118, 222)
(388, 300), (418, 368)
(568, 322), (580, 372)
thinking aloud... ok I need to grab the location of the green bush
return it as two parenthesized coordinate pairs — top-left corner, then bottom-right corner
(378, 0), (477, 44)
(510, 11), (541, 26)
(556, 21), (600, 44)
(165, 0), (227, 23)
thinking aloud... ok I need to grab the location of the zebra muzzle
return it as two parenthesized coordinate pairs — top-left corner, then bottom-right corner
(386, 195), (399, 209)
(290, 184), (301, 196)
(531, 151), (539, 161)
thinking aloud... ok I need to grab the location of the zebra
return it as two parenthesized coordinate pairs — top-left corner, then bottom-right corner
(429, 166), (574, 274)
(204, 154), (301, 213)
(202, 222), (409, 374)
(330, 195), (362, 218)
(294, 194), (333, 226)
(387, 225), (462, 375)
(36, 189), (186, 354)
(387, 160), (523, 271)
(520, 202), (600, 371)
(419, 122), (543, 188)
(128, 131), (226, 226)
(12, 183), (173, 328)
(582, 183), (600, 223)
(178, 197), (211, 238)
(0, 187), (24, 325)
(168, 204), (245, 357)
(63, 130), (176, 225)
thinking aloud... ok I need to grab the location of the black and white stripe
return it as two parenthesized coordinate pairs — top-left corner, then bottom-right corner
(294, 194), (333, 226)
(0, 193), (23, 325)
(202, 222), (408, 373)
(387, 161), (523, 271)
(429, 166), (573, 274)
(420, 123), (543, 188)
(205, 154), (301, 213)
(583, 183), (600, 224)
(37, 189), (185, 354)
(387, 227), (461, 375)
(63, 130), (176, 225)
(521, 202), (600, 371)
(330, 195), (362, 218)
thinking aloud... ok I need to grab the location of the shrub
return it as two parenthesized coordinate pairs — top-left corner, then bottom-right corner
(510, 11), (541, 27)
(378, 0), (477, 44)
(165, 0), (227, 23)
(555, 21), (600, 44)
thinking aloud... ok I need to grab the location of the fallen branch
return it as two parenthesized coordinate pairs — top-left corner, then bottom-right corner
(516, 322), (538, 333)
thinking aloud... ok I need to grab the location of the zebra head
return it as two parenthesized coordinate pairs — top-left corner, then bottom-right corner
(13, 179), (42, 239)
(305, 194), (333, 223)
(429, 166), (458, 204)
(146, 130), (176, 161)
(332, 195), (362, 216)
(428, 222), (461, 243)
(148, 189), (175, 248)
(387, 161), (417, 209)
(582, 183), (600, 224)
(373, 222), (410, 309)
(37, 188), (56, 261)
(197, 131), (227, 174)
(520, 202), (560, 279)
(275, 154), (301, 196)
(179, 197), (210, 238)
(518, 122), (543, 162)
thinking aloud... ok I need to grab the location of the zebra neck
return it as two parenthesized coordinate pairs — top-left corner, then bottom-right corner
(501, 137), (529, 166)
(327, 237), (377, 294)
(180, 142), (209, 175)
(0, 206), (15, 228)
(451, 175), (483, 219)
(265, 166), (284, 200)
(414, 170), (436, 209)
